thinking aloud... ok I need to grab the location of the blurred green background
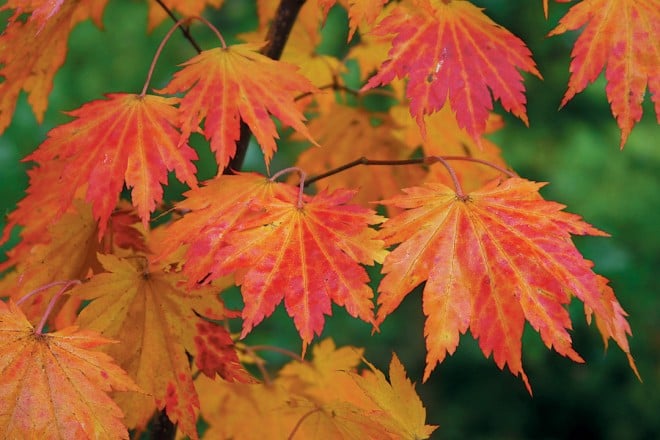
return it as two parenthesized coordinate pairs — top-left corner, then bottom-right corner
(1, 1), (658, 439)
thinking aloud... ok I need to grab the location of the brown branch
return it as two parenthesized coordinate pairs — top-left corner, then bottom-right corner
(154, 0), (202, 53)
(303, 155), (517, 196)
(225, 0), (308, 174)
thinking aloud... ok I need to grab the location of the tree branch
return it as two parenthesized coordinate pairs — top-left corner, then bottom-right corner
(154, 0), (203, 53)
(225, 0), (307, 174)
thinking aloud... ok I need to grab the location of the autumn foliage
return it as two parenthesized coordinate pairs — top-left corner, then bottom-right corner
(0, 0), (656, 438)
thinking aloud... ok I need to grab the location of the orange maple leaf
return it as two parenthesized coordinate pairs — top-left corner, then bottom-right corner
(159, 43), (319, 170)
(0, 300), (140, 439)
(0, 0), (108, 134)
(362, 0), (541, 140)
(318, 0), (389, 39)
(194, 320), (256, 383)
(73, 253), (227, 439)
(377, 177), (634, 391)
(156, 173), (297, 286)
(212, 187), (387, 350)
(26, 93), (198, 233)
(0, 201), (101, 325)
(548, 0), (660, 147)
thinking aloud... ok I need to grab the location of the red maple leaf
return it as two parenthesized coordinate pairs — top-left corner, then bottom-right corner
(212, 187), (387, 350)
(361, 0), (541, 140)
(548, 0), (660, 147)
(26, 93), (198, 234)
(159, 43), (318, 170)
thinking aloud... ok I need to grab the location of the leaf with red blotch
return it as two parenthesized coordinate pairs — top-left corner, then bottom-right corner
(548, 0), (659, 147)
(194, 320), (256, 383)
(0, 0), (108, 134)
(159, 44), (318, 171)
(212, 187), (387, 351)
(0, 300), (141, 439)
(377, 177), (635, 392)
(73, 253), (228, 439)
(362, 0), (541, 141)
(26, 93), (198, 234)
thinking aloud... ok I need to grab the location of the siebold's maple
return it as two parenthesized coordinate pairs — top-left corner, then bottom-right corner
(0, 0), (653, 438)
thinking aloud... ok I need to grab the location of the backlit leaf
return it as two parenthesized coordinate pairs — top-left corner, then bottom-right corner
(26, 93), (198, 234)
(73, 253), (227, 438)
(212, 187), (387, 350)
(548, 0), (660, 147)
(0, 0), (108, 134)
(0, 300), (140, 439)
(159, 44), (319, 170)
(377, 177), (633, 391)
(362, 0), (541, 140)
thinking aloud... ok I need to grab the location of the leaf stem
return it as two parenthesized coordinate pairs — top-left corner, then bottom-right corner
(248, 344), (307, 363)
(141, 17), (193, 96)
(141, 15), (230, 96)
(304, 157), (426, 187)
(15, 280), (78, 306)
(304, 155), (516, 195)
(288, 407), (323, 440)
(155, 0), (203, 53)
(427, 155), (466, 199)
(35, 280), (81, 334)
(270, 166), (307, 208)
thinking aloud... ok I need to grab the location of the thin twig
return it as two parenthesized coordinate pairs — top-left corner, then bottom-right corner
(270, 166), (307, 208)
(155, 0), (203, 53)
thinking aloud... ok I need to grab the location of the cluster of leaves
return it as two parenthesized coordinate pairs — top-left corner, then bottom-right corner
(1, 0), (656, 438)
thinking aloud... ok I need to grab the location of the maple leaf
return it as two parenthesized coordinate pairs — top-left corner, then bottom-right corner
(376, 177), (634, 391)
(318, 0), (389, 39)
(73, 253), (227, 439)
(0, 300), (140, 439)
(548, 0), (660, 147)
(155, 173), (297, 286)
(294, 103), (426, 210)
(194, 320), (256, 383)
(361, 0), (541, 140)
(198, 339), (436, 439)
(0, 201), (101, 325)
(26, 93), (198, 234)
(159, 43), (319, 170)
(0, 0), (108, 134)
(212, 188), (387, 350)
(348, 354), (439, 439)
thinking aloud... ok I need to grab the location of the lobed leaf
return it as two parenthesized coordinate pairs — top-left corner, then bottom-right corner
(159, 44), (319, 171)
(0, 300), (140, 439)
(377, 177), (634, 391)
(548, 0), (660, 147)
(362, 0), (541, 141)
